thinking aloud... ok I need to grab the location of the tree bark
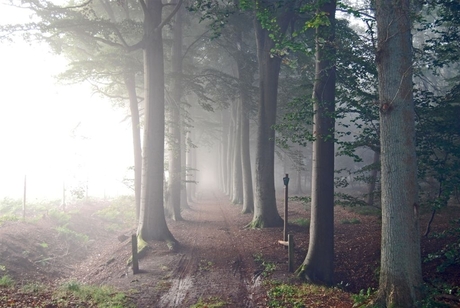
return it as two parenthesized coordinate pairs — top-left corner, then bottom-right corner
(367, 150), (380, 207)
(137, 0), (176, 244)
(231, 99), (244, 204)
(237, 51), (255, 213)
(374, 0), (422, 305)
(297, 0), (336, 285)
(250, 5), (293, 228)
(221, 109), (230, 195)
(124, 72), (142, 222)
(180, 121), (189, 209)
(227, 107), (235, 198)
(165, 3), (184, 221)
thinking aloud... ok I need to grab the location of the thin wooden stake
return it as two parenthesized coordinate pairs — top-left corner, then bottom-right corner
(288, 234), (294, 272)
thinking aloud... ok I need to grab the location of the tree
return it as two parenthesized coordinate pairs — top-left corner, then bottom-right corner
(296, 0), (336, 285)
(373, 0), (423, 304)
(236, 26), (256, 213)
(250, 0), (294, 228)
(165, 4), (185, 221)
(136, 0), (183, 244)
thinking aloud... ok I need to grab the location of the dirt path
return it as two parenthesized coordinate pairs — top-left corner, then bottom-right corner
(157, 191), (259, 307)
(63, 190), (280, 307)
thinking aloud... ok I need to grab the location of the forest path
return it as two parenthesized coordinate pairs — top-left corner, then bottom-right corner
(157, 190), (260, 307)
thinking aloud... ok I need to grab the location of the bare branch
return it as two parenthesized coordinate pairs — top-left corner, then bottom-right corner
(183, 29), (211, 60)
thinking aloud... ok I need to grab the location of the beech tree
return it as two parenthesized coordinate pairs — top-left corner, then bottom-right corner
(296, 0), (336, 284)
(249, 0), (294, 228)
(165, 4), (185, 221)
(374, 0), (422, 305)
(136, 0), (183, 244)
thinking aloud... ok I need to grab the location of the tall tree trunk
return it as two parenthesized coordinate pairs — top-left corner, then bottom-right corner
(180, 122), (189, 209)
(238, 55), (254, 213)
(297, 0), (336, 285)
(165, 3), (184, 221)
(227, 108), (235, 198)
(221, 109), (230, 195)
(137, 0), (176, 244)
(250, 7), (293, 228)
(374, 0), (422, 305)
(124, 72), (142, 222)
(186, 130), (192, 203)
(232, 99), (244, 204)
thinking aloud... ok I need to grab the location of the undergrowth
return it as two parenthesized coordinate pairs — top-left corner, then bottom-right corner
(55, 281), (134, 308)
(253, 253), (276, 277)
(95, 195), (136, 230)
(266, 281), (350, 308)
(190, 296), (227, 308)
(424, 218), (460, 273)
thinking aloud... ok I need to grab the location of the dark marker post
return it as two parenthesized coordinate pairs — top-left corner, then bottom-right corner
(283, 174), (289, 242)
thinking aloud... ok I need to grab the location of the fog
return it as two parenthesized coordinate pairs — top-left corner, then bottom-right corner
(0, 7), (133, 200)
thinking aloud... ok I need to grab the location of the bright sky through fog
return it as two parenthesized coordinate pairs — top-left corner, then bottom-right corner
(0, 2), (133, 200)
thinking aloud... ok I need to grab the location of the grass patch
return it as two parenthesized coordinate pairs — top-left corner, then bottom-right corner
(291, 218), (310, 228)
(48, 209), (72, 224)
(198, 259), (213, 272)
(0, 214), (19, 225)
(55, 224), (89, 243)
(267, 281), (351, 308)
(21, 282), (47, 293)
(55, 281), (134, 308)
(341, 218), (361, 224)
(95, 196), (136, 230)
(0, 275), (14, 288)
(348, 206), (381, 217)
(190, 296), (227, 308)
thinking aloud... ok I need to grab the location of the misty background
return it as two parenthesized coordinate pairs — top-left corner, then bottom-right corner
(0, 4), (133, 200)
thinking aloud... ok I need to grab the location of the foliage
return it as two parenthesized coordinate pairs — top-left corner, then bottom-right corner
(415, 86), (460, 212)
(0, 198), (22, 215)
(190, 296), (227, 308)
(48, 208), (72, 224)
(424, 219), (460, 273)
(190, 297), (226, 308)
(21, 282), (47, 293)
(334, 192), (369, 208)
(419, 281), (459, 308)
(0, 214), (19, 226)
(55, 281), (134, 308)
(198, 259), (213, 272)
(253, 253), (276, 277)
(266, 281), (351, 308)
(351, 287), (374, 308)
(54, 224), (89, 243)
(94, 195), (136, 230)
(292, 218), (310, 228)
(418, 0), (460, 68)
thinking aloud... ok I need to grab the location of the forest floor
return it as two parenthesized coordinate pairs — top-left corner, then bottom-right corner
(0, 190), (459, 307)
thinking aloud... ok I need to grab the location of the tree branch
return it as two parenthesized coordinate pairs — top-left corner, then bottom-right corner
(156, 0), (183, 31)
